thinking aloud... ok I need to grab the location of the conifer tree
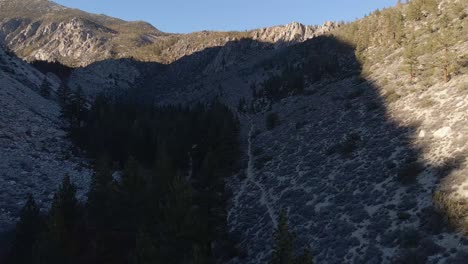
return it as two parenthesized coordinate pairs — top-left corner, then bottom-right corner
(429, 18), (459, 82)
(63, 85), (87, 132)
(270, 210), (314, 264)
(87, 154), (113, 228)
(50, 175), (79, 237)
(295, 248), (314, 264)
(403, 35), (419, 82)
(35, 175), (80, 264)
(134, 228), (158, 264)
(122, 156), (143, 194)
(407, 0), (423, 21)
(57, 82), (70, 110)
(39, 79), (51, 98)
(270, 210), (295, 264)
(73, 86), (86, 127)
(392, 10), (405, 45)
(8, 195), (42, 264)
(423, 0), (439, 16)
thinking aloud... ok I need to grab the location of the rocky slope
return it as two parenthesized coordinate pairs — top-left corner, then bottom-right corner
(0, 0), (336, 66)
(0, 0), (466, 263)
(0, 46), (91, 232)
(135, 35), (468, 263)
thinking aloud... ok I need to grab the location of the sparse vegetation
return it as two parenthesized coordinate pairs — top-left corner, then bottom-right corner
(334, 0), (466, 85)
(266, 112), (280, 130)
(397, 161), (424, 184)
(433, 191), (468, 234)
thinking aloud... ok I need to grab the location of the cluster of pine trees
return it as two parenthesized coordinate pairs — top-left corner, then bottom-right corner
(335, 0), (466, 83)
(253, 64), (305, 101)
(252, 35), (359, 104)
(7, 94), (242, 263)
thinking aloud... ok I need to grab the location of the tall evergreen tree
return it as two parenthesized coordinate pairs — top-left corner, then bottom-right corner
(57, 82), (70, 110)
(295, 248), (314, 264)
(35, 175), (80, 264)
(403, 35), (419, 82)
(64, 85), (87, 133)
(8, 195), (42, 264)
(87, 154), (113, 228)
(423, 0), (439, 15)
(39, 79), (51, 98)
(270, 210), (295, 264)
(159, 175), (198, 261)
(432, 19), (459, 82)
(407, 0), (423, 21)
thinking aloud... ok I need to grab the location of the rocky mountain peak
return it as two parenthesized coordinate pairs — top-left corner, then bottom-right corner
(0, 1), (338, 66)
(251, 21), (338, 45)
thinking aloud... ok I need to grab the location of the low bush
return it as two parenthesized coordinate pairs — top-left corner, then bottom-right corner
(397, 162), (424, 184)
(266, 112), (279, 130)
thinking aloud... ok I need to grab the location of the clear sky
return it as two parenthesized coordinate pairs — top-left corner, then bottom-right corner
(53, 0), (398, 33)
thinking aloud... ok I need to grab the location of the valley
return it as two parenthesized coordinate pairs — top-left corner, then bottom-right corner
(0, 0), (467, 263)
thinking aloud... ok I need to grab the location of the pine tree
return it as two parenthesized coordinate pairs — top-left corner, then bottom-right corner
(72, 86), (86, 128)
(153, 143), (176, 192)
(162, 175), (196, 257)
(118, 156), (146, 230)
(270, 210), (295, 264)
(134, 228), (158, 264)
(64, 85), (86, 131)
(88, 156), (118, 264)
(407, 0), (423, 21)
(34, 175), (80, 264)
(39, 79), (51, 98)
(403, 35), (419, 82)
(192, 244), (209, 264)
(8, 195), (42, 264)
(295, 248), (314, 264)
(87, 154), (113, 228)
(50, 175), (79, 239)
(266, 112), (279, 130)
(429, 19), (459, 82)
(57, 82), (70, 110)
(391, 10), (405, 46)
(424, 0), (438, 15)
(122, 156), (144, 195)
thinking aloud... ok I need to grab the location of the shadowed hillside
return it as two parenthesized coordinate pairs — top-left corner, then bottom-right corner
(64, 35), (468, 263)
(0, 0), (466, 263)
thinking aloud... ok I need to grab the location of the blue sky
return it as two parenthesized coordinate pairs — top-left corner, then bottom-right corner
(53, 0), (398, 33)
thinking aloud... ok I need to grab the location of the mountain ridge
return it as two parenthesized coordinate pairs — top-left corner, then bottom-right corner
(0, 0), (337, 66)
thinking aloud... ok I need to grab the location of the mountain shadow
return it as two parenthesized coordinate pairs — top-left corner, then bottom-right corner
(223, 36), (467, 263)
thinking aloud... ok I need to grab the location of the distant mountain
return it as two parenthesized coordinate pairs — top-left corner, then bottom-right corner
(0, 0), (166, 66)
(0, 0), (337, 66)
